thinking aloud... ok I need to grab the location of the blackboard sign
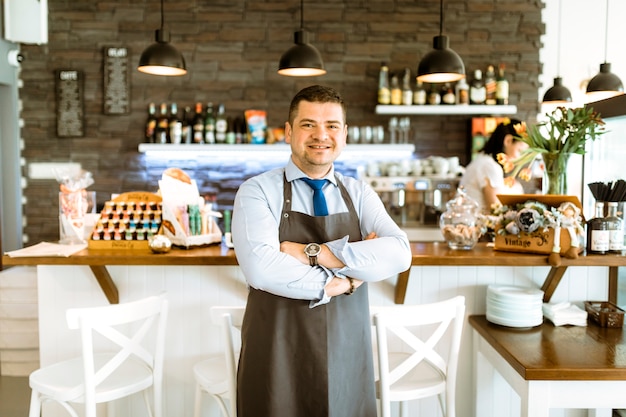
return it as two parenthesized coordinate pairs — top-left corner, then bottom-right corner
(103, 46), (130, 115)
(55, 69), (84, 137)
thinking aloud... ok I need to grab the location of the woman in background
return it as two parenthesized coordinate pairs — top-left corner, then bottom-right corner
(460, 119), (528, 213)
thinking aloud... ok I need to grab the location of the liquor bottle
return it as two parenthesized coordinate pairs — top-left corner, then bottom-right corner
(496, 63), (510, 105)
(204, 102), (216, 144)
(605, 202), (624, 253)
(412, 79), (427, 105)
(469, 69), (486, 105)
(427, 84), (441, 105)
(455, 78), (469, 105)
(181, 106), (192, 144)
(401, 68), (413, 105)
(155, 102), (169, 144)
(586, 201), (609, 255)
(168, 102), (183, 144)
(215, 104), (227, 144)
(192, 102), (204, 144)
(377, 62), (391, 105)
(234, 116), (245, 144)
(484, 65), (496, 105)
(441, 84), (456, 105)
(145, 102), (157, 143)
(390, 74), (402, 105)
(225, 116), (236, 144)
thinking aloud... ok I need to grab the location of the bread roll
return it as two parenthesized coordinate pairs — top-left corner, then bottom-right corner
(163, 167), (191, 184)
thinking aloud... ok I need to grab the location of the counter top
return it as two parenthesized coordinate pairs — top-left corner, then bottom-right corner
(3, 242), (625, 305)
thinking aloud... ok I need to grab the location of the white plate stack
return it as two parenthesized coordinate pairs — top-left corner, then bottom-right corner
(486, 285), (544, 328)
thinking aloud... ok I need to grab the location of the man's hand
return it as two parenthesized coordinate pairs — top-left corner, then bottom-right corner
(324, 276), (364, 297)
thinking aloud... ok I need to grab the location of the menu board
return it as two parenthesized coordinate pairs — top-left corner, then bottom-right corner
(103, 46), (130, 115)
(55, 69), (84, 137)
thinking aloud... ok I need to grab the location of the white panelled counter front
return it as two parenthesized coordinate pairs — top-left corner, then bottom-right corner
(3, 243), (624, 417)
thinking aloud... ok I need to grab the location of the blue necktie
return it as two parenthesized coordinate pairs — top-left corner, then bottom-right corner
(301, 178), (329, 216)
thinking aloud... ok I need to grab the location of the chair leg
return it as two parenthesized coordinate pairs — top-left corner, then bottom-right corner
(193, 383), (203, 417)
(28, 390), (41, 417)
(399, 400), (409, 417)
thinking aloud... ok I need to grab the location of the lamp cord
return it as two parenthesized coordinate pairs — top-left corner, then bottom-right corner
(160, 0), (165, 29)
(439, 0), (444, 36)
(300, 0), (304, 29)
(556, 0), (561, 75)
(603, 0), (609, 62)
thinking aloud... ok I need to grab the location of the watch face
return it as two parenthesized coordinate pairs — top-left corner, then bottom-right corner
(305, 243), (321, 256)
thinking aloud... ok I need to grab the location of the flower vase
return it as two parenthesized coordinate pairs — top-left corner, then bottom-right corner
(542, 153), (569, 195)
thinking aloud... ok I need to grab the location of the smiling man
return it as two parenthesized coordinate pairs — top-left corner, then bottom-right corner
(232, 85), (411, 417)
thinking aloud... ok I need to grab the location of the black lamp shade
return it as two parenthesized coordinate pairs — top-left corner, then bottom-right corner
(278, 30), (326, 77)
(586, 62), (624, 101)
(417, 35), (465, 83)
(542, 77), (572, 103)
(138, 29), (187, 76)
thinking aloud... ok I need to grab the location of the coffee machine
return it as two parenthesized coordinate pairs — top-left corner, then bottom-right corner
(363, 174), (460, 228)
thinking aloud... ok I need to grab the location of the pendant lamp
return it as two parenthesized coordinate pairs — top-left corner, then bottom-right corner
(585, 0), (623, 101)
(278, 0), (326, 77)
(417, 0), (465, 83)
(542, 0), (572, 103)
(138, 0), (187, 76)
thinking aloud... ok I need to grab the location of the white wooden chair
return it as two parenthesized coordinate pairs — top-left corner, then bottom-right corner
(193, 305), (245, 417)
(27, 293), (169, 417)
(372, 295), (465, 417)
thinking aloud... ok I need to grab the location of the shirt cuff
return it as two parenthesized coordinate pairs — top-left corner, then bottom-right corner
(309, 267), (335, 308)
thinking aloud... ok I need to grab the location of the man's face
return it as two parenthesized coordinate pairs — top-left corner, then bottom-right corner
(285, 100), (347, 178)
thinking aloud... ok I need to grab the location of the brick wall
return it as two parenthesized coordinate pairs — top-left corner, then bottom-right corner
(18, 0), (544, 244)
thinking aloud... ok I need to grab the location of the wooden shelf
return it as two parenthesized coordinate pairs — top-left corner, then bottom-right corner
(375, 104), (518, 116)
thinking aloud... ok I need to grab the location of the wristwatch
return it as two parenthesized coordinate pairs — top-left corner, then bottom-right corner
(304, 243), (322, 266)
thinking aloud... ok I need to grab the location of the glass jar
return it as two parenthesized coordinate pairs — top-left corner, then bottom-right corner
(439, 187), (481, 250)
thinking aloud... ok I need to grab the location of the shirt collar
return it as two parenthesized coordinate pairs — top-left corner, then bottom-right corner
(285, 158), (337, 186)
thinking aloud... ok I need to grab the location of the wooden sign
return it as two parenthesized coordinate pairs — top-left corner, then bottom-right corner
(55, 69), (84, 137)
(103, 46), (130, 115)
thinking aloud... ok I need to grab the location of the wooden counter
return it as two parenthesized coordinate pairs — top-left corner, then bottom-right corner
(4, 242), (625, 305)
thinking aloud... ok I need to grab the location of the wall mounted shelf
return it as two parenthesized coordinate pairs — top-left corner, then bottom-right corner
(375, 104), (518, 116)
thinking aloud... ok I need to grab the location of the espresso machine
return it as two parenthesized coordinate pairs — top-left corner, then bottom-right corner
(361, 157), (461, 229)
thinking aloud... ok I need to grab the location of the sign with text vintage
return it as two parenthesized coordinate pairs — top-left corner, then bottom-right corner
(55, 69), (84, 137)
(103, 46), (130, 115)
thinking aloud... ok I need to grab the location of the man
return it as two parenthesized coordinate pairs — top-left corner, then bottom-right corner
(232, 85), (411, 417)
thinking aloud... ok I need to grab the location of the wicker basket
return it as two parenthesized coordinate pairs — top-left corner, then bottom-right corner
(584, 301), (625, 328)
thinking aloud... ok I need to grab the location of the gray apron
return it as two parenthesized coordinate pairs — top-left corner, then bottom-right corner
(237, 173), (377, 417)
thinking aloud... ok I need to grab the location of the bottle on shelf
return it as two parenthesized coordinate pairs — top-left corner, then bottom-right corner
(168, 102), (183, 144)
(412, 79), (427, 105)
(441, 83), (456, 105)
(155, 102), (169, 144)
(234, 116), (245, 144)
(145, 102), (157, 143)
(377, 62), (391, 105)
(484, 65), (497, 105)
(401, 68), (413, 105)
(181, 106), (192, 144)
(215, 104), (227, 144)
(427, 84), (441, 105)
(586, 201), (609, 255)
(605, 202), (624, 253)
(390, 74), (402, 105)
(469, 69), (486, 105)
(204, 102), (216, 144)
(225, 116), (236, 144)
(455, 78), (469, 105)
(192, 102), (204, 144)
(496, 63), (509, 105)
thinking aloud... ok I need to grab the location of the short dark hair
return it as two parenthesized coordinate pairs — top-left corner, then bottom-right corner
(481, 118), (522, 160)
(288, 85), (346, 125)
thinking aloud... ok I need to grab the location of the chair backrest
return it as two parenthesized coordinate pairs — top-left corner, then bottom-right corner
(209, 305), (245, 416)
(65, 294), (169, 417)
(372, 295), (465, 417)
